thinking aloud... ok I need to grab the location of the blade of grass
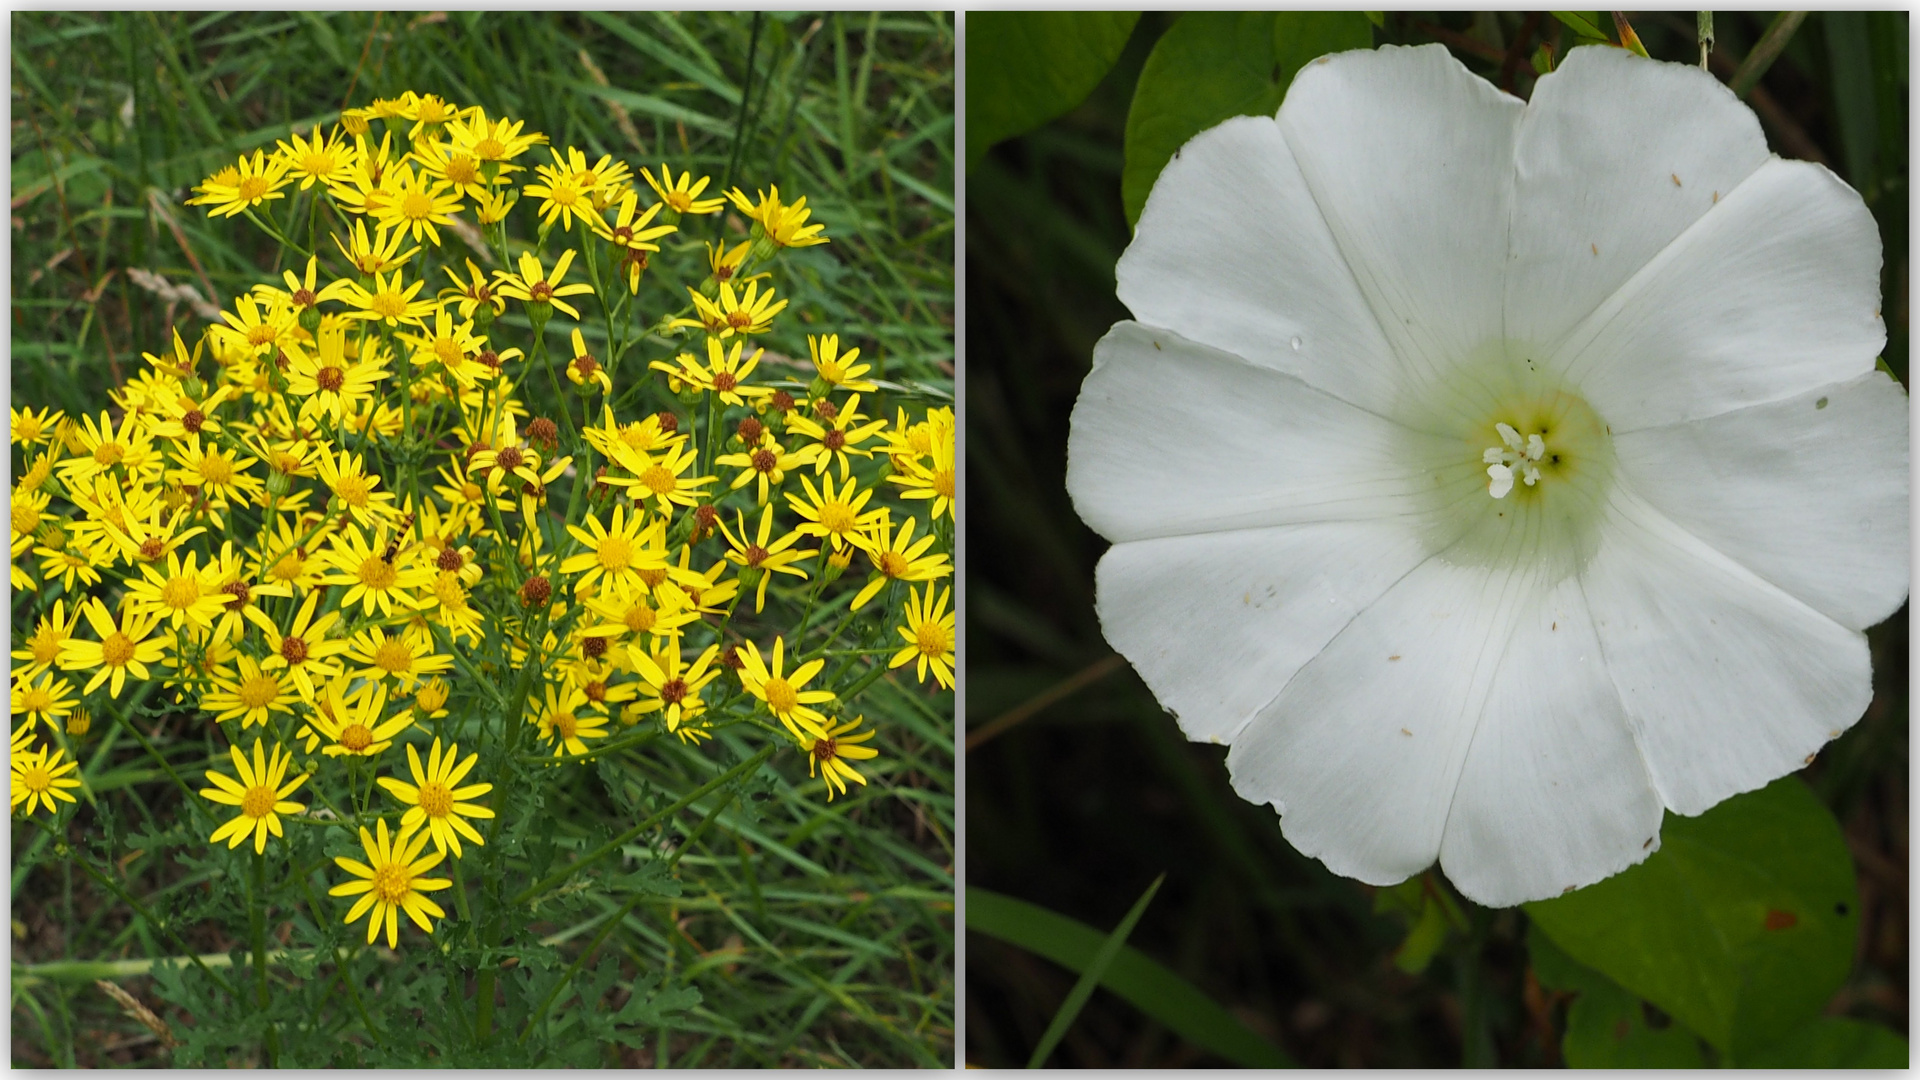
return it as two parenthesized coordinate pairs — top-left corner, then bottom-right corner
(1024, 873), (1165, 1067)
(969, 884), (1295, 1068)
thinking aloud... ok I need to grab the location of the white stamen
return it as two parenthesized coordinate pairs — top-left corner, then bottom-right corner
(1484, 424), (1548, 499)
(1487, 463), (1514, 498)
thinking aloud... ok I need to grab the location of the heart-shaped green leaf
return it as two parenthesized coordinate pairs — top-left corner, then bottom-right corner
(1120, 12), (1372, 227)
(1526, 778), (1858, 1059)
(965, 12), (1140, 173)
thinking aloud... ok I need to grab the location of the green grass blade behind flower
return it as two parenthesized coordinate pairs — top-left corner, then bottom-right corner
(969, 885), (1296, 1068)
(1017, 874), (1165, 1068)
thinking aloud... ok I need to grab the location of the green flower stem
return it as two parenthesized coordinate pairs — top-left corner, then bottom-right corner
(66, 852), (236, 998)
(516, 725), (663, 766)
(836, 659), (893, 706)
(250, 849), (279, 1065)
(511, 743), (776, 907)
(450, 852), (473, 927)
(515, 786), (740, 1046)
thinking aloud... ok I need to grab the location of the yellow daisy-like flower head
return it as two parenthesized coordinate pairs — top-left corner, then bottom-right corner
(13, 744), (83, 816)
(199, 739), (308, 853)
(321, 523), (433, 618)
(800, 715), (881, 801)
(681, 279), (787, 340)
(370, 163), (465, 246)
(341, 268), (437, 328)
(785, 472), (886, 552)
(10, 405), (65, 447)
(329, 818), (451, 949)
(887, 428), (956, 522)
(626, 642), (722, 733)
(376, 738), (495, 858)
(492, 250), (594, 322)
(890, 584), (955, 690)
(847, 513), (951, 612)
(57, 598), (169, 699)
(311, 678), (412, 758)
(737, 637), (834, 741)
(561, 502), (667, 596)
(11, 671), (77, 729)
(718, 503), (817, 612)
(524, 161), (605, 233)
(532, 679), (608, 758)
(200, 654), (298, 729)
(275, 124), (355, 190)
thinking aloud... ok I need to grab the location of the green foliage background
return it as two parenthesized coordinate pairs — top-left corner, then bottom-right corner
(11, 10), (953, 1067)
(965, 10), (1907, 1068)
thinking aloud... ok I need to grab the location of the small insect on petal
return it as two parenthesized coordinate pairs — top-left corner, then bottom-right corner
(1671, 173), (1682, 187)
(1642, 836), (1654, 849)
(1590, 243), (1598, 256)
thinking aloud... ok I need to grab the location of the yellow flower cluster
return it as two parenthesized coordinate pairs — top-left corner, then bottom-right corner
(11, 88), (954, 948)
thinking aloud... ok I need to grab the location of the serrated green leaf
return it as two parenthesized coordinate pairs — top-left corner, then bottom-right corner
(1120, 11), (1372, 227)
(1528, 922), (1708, 1067)
(1739, 1017), (1909, 1068)
(1526, 778), (1857, 1059)
(965, 12), (1140, 173)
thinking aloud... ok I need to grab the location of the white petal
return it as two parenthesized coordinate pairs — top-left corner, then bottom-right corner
(1226, 557), (1548, 886)
(1580, 490), (1872, 816)
(1506, 47), (1770, 349)
(1118, 114), (1403, 412)
(1553, 158), (1885, 431)
(1066, 322), (1441, 544)
(1438, 576), (1664, 907)
(1277, 44), (1522, 380)
(1615, 371), (1910, 629)
(1094, 521), (1431, 745)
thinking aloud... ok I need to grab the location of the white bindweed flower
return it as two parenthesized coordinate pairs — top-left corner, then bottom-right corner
(1066, 44), (1909, 907)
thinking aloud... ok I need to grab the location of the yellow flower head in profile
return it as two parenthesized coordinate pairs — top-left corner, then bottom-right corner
(564, 327), (612, 395)
(199, 739), (308, 853)
(13, 743), (82, 816)
(727, 184), (828, 248)
(890, 584), (955, 690)
(800, 715), (881, 801)
(329, 818), (451, 949)
(807, 334), (878, 393)
(188, 149), (293, 218)
(376, 738), (494, 858)
(641, 164), (725, 216)
(332, 219), (422, 278)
